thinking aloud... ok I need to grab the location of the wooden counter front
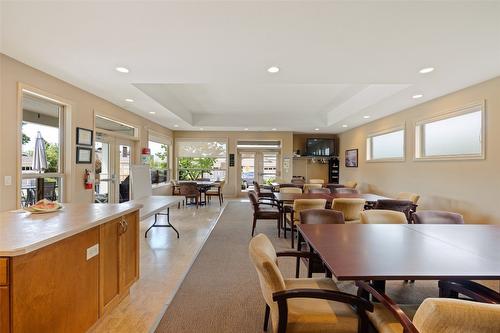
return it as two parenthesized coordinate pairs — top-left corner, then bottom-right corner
(0, 204), (141, 333)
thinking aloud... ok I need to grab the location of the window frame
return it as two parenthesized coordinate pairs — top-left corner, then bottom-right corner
(414, 101), (485, 161)
(148, 132), (172, 186)
(175, 138), (228, 181)
(366, 125), (406, 162)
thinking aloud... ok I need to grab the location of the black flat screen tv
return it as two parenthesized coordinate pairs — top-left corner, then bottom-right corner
(306, 138), (335, 156)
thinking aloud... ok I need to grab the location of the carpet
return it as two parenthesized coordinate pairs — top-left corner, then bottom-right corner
(155, 201), (439, 333)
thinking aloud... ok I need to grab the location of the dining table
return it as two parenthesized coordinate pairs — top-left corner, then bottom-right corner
(273, 192), (390, 207)
(297, 223), (500, 293)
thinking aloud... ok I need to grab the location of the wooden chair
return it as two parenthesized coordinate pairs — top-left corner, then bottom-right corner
(249, 234), (374, 333)
(308, 187), (331, 194)
(412, 210), (464, 224)
(179, 182), (201, 208)
(248, 191), (281, 237)
(331, 198), (365, 224)
(396, 192), (420, 204)
(344, 180), (358, 189)
(206, 180), (225, 206)
(253, 181), (274, 198)
(375, 199), (415, 222)
(303, 183), (322, 193)
(297, 209), (345, 277)
(360, 210), (407, 224)
(438, 280), (500, 304)
(279, 187), (302, 194)
(286, 199), (327, 248)
(356, 281), (500, 333)
(333, 187), (359, 194)
(290, 177), (305, 186)
(170, 180), (184, 208)
(309, 179), (325, 184)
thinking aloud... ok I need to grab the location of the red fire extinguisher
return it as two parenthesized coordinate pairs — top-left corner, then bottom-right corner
(84, 169), (93, 190)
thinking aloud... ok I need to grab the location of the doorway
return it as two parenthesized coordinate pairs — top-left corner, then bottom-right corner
(95, 133), (133, 203)
(240, 151), (279, 191)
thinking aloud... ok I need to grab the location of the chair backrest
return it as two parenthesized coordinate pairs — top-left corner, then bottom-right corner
(247, 190), (259, 210)
(279, 187), (302, 194)
(344, 180), (358, 189)
(396, 192), (420, 204)
(374, 199), (414, 212)
(309, 188), (331, 194)
(197, 178), (210, 181)
(332, 198), (366, 221)
(413, 210), (464, 224)
(291, 177), (305, 185)
(333, 187), (360, 194)
(293, 199), (327, 222)
(179, 182), (199, 196)
(248, 234), (286, 309)
(360, 210), (407, 224)
(303, 183), (322, 193)
(300, 209), (345, 225)
(413, 298), (500, 333)
(252, 181), (262, 195)
(309, 179), (325, 184)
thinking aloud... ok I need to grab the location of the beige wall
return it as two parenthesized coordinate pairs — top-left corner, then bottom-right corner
(0, 54), (173, 211)
(339, 76), (500, 224)
(173, 131), (294, 197)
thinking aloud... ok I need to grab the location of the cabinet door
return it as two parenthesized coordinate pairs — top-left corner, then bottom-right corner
(99, 218), (121, 314)
(120, 212), (139, 290)
(0, 286), (9, 333)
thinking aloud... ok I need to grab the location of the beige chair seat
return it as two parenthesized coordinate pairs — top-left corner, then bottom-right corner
(206, 189), (219, 195)
(344, 220), (360, 224)
(283, 278), (358, 333)
(367, 303), (419, 333)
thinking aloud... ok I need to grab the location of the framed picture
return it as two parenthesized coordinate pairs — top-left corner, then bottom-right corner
(76, 127), (93, 146)
(76, 147), (93, 164)
(345, 149), (358, 167)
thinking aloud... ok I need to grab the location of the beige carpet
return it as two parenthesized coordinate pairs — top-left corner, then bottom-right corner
(155, 201), (439, 333)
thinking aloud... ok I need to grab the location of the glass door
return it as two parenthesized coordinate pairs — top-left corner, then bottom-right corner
(240, 151), (279, 191)
(240, 152), (255, 191)
(117, 139), (132, 203)
(261, 152), (278, 184)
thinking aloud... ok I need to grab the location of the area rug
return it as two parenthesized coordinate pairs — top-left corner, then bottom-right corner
(155, 201), (439, 333)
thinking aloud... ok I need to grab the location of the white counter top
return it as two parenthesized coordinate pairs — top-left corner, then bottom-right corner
(0, 203), (142, 257)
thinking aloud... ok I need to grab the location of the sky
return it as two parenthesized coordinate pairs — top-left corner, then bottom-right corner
(22, 122), (59, 151)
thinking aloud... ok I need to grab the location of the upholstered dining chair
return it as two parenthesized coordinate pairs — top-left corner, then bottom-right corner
(309, 179), (325, 184)
(360, 210), (408, 224)
(206, 180), (225, 206)
(279, 187), (302, 194)
(412, 210), (464, 224)
(249, 234), (373, 333)
(344, 180), (358, 189)
(287, 199), (327, 248)
(331, 198), (366, 224)
(298, 209), (345, 277)
(396, 192), (420, 204)
(303, 183), (322, 193)
(308, 187), (331, 194)
(179, 182), (201, 208)
(254, 181), (275, 198)
(333, 187), (360, 194)
(374, 199), (415, 222)
(248, 191), (281, 237)
(356, 281), (500, 333)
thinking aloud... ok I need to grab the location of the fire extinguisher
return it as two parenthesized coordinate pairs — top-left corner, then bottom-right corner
(84, 169), (93, 190)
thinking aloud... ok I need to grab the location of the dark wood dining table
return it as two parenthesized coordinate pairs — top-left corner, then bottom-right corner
(273, 192), (390, 206)
(297, 224), (500, 282)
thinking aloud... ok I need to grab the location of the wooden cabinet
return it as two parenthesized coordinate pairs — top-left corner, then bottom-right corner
(100, 211), (139, 315)
(0, 259), (9, 333)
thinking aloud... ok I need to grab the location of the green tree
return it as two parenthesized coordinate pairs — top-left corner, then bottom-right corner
(178, 157), (216, 180)
(44, 142), (59, 173)
(151, 144), (168, 169)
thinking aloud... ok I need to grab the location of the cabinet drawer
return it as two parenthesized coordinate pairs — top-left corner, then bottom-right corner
(0, 259), (8, 286)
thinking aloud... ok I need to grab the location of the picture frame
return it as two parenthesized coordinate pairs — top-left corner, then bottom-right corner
(76, 147), (93, 164)
(76, 127), (93, 146)
(345, 149), (358, 167)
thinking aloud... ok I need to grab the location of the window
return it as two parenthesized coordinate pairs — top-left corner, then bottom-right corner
(95, 115), (137, 138)
(415, 103), (484, 160)
(176, 140), (227, 181)
(21, 92), (65, 206)
(366, 128), (405, 161)
(148, 134), (171, 185)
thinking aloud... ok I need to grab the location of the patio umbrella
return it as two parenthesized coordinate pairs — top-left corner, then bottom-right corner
(32, 131), (47, 201)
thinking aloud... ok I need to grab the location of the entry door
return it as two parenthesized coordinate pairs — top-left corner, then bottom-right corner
(240, 151), (279, 189)
(95, 134), (134, 203)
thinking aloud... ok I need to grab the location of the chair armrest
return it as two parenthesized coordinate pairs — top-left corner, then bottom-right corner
(438, 280), (500, 304)
(276, 251), (315, 259)
(356, 281), (419, 333)
(258, 197), (279, 207)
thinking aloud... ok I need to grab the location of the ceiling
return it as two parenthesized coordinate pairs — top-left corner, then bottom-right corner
(2, 1), (500, 133)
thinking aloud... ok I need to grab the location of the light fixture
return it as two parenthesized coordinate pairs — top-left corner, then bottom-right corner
(244, 128), (249, 131)
(412, 94), (423, 99)
(342, 124), (348, 128)
(363, 115), (371, 119)
(174, 124), (179, 128)
(200, 128), (204, 130)
(149, 111), (156, 114)
(419, 67), (434, 74)
(125, 98), (134, 102)
(115, 66), (129, 73)
(271, 128), (277, 131)
(267, 66), (280, 73)
(314, 128), (320, 131)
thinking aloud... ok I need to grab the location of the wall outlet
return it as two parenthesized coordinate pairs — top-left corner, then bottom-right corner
(4, 176), (12, 186)
(86, 244), (99, 260)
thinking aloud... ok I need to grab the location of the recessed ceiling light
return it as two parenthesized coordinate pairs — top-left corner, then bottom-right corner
(125, 98), (134, 102)
(363, 115), (371, 119)
(267, 66), (280, 73)
(419, 67), (434, 74)
(271, 128), (277, 131)
(149, 111), (156, 114)
(244, 128), (249, 131)
(115, 66), (129, 73)
(342, 124), (348, 128)
(412, 94), (423, 99)
(174, 124), (179, 128)
(314, 128), (320, 131)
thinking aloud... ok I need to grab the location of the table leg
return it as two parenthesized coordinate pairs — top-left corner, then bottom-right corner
(144, 208), (180, 238)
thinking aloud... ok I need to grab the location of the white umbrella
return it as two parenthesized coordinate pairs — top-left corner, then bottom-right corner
(32, 131), (47, 201)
